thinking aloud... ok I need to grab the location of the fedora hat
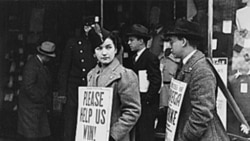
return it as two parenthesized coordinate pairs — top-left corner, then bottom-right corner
(164, 19), (203, 40)
(37, 41), (56, 57)
(126, 24), (150, 40)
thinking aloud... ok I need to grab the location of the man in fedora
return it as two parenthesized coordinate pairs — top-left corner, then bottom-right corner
(164, 19), (230, 141)
(18, 41), (56, 141)
(127, 24), (161, 141)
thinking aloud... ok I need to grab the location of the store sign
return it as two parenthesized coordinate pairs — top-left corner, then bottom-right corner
(75, 87), (113, 141)
(165, 78), (187, 141)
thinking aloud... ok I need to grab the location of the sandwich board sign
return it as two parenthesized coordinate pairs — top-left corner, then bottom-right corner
(165, 78), (187, 141)
(75, 87), (113, 141)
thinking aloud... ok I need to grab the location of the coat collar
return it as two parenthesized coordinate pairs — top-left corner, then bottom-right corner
(96, 58), (120, 74)
(135, 48), (148, 65)
(182, 50), (205, 73)
(34, 55), (51, 82)
(34, 55), (44, 68)
(177, 50), (205, 81)
(91, 58), (122, 87)
(136, 47), (146, 60)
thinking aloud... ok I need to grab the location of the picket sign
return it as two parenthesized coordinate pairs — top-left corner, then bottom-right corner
(75, 87), (113, 141)
(165, 78), (187, 141)
(165, 58), (250, 141)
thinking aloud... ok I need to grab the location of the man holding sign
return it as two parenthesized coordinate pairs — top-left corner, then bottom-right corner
(164, 19), (229, 141)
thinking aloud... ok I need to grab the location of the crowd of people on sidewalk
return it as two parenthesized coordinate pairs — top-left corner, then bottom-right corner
(17, 16), (233, 141)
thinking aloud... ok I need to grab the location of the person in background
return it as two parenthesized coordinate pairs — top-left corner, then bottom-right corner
(155, 44), (179, 134)
(57, 16), (97, 141)
(18, 41), (56, 141)
(88, 27), (141, 141)
(127, 24), (161, 141)
(164, 18), (230, 141)
(149, 24), (165, 57)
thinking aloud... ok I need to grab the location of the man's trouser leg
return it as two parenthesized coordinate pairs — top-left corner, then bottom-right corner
(63, 103), (77, 141)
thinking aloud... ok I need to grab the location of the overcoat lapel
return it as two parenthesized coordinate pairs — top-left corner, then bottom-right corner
(134, 48), (147, 66)
(35, 56), (50, 83)
(90, 59), (121, 87)
(176, 51), (205, 81)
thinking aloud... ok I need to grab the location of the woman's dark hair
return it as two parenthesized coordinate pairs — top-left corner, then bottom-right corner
(89, 28), (122, 56)
(106, 31), (122, 56)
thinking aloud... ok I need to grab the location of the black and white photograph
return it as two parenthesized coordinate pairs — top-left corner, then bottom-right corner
(0, 0), (250, 141)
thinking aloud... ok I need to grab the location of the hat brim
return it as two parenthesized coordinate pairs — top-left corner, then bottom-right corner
(126, 33), (151, 40)
(164, 32), (203, 40)
(37, 46), (56, 57)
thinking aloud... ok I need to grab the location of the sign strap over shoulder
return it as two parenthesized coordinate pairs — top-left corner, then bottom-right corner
(206, 58), (250, 129)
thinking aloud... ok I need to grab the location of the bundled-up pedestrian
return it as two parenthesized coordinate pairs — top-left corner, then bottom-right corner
(127, 24), (162, 141)
(164, 19), (230, 141)
(18, 41), (56, 141)
(87, 27), (141, 141)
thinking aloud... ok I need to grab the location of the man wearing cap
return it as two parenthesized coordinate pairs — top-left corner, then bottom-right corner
(17, 41), (56, 141)
(57, 16), (97, 141)
(164, 19), (230, 141)
(127, 24), (161, 141)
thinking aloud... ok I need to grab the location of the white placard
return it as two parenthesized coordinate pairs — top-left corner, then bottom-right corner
(212, 39), (218, 50)
(222, 20), (232, 34)
(240, 83), (248, 93)
(165, 78), (187, 141)
(138, 70), (149, 93)
(75, 87), (113, 141)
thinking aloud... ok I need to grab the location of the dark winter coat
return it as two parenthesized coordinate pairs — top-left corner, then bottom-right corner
(58, 37), (96, 106)
(18, 55), (52, 138)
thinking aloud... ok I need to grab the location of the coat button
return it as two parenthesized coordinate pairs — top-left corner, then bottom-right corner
(82, 78), (85, 81)
(82, 68), (85, 72)
(78, 41), (82, 45)
(80, 50), (83, 53)
(81, 59), (84, 62)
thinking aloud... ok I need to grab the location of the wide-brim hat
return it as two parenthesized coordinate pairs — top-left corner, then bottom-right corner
(126, 24), (150, 40)
(37, 41), (56, 57)
(164, 19), (203, 40)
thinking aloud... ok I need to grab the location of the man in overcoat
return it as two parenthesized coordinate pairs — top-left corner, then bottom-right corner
(127, 24), (162, 141)
(18, 41), (56, 141)
(164, 19), (230, 141)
